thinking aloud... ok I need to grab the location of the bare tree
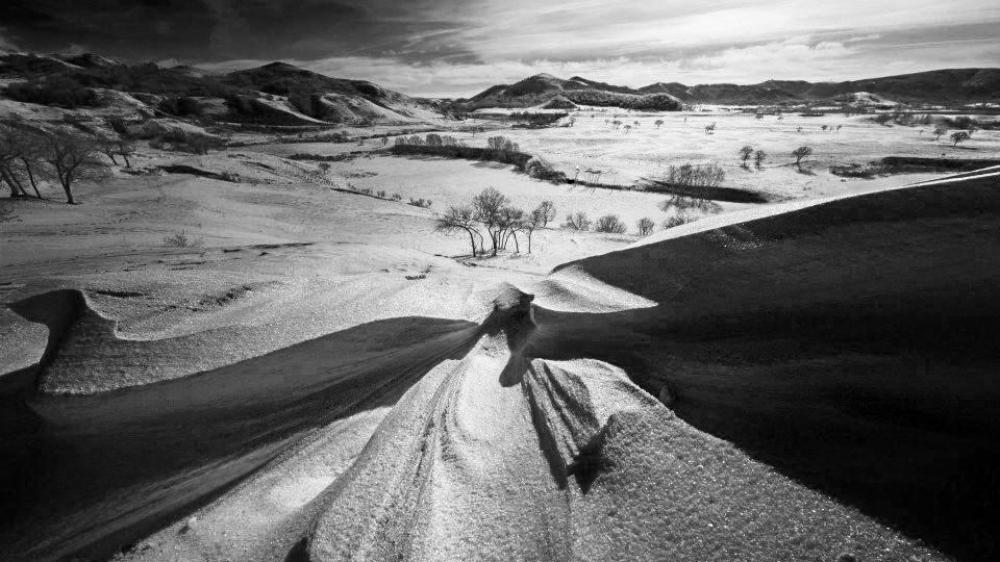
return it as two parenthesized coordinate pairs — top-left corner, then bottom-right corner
(637, 217), (655, 236)
(791, 146), (813, 172)
(435, 205), (483, 257)
(115, 139), (136, 168)
(563, 211), (591, 231)
(0, 127), (32, 198)
(0, 126), (48, 198)
(521, 207), (546, 253)
(950, 131), (971, 147)
(754, 149), (767, 169)
(42, 130), (102, 204)
(97, 136), (120, 165)
(15, 129), (47, 197)
(534, 200), (556, 227)
(739, 145), (754, 167)
(497, 206), (524, 252)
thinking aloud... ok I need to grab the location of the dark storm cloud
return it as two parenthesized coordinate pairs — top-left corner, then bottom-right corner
(0, 0), (474, 62)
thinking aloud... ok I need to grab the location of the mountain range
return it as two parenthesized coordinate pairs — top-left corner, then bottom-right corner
(2, 49), (998, 128)
(462, 68), (1000, 109)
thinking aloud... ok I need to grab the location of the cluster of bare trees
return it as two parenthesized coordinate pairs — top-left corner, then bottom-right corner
(739, 146), (767, 169)
(1, 123), (131, 204)
(436, 188), (555, 256)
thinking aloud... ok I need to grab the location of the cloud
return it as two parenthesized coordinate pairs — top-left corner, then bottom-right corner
(0, 27), (19, 51)
(4, 0), (999, 95)
(198, 30), (1000, 98)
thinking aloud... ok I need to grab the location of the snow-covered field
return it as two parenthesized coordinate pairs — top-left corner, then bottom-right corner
(2, 108), (999, 562)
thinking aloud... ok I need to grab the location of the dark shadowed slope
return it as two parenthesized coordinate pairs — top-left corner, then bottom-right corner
(538, 167), (1000, 560)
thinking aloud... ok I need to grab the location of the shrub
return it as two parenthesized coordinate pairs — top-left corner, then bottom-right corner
(376, 190), (387, 198)
(524, 156), (563, 181)
(487, 135), (519, 152)
(4, 76), (100, 108)
(872, 113), (893, 126)
(391, 192), (402, 201)
(829, 162), (888, 179)
(563, 212), (592, 231)
(950, 131), (971, 146)
(660, 195), (722, 214)
(408, 197), (432, 208)
(637, 217), (655, 236)
(663, 215), (697, 229)
(163, 230), (203, 248)
(153, 129), (226, 154)
(660, 163), (725, 188)
(595, 214), (627, 234)
(0, 204), (16, 223)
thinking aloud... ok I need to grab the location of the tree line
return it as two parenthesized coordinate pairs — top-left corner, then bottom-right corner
(1, 119), (138, 204)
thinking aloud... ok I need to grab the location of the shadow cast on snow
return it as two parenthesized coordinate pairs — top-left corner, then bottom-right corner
(0, 289), (480, 561)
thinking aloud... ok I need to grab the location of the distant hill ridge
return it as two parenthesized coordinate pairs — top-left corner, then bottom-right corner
(468, 68), (1000, 107)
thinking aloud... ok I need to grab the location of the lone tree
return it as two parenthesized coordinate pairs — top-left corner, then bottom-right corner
(754, 149), (767, 169)
(792, 146), (813, 172)
(534, 200), (556, 227)
(654, 119), (664, 128)
(435, 205), (483, 257)
(739, 145), (754, 167)
(43, 130), (102, 204)
(950, 131), (971, 147)
(933, 126), (947, 141)
(637, 217), (655, 236)
(704, 122), (716, 135)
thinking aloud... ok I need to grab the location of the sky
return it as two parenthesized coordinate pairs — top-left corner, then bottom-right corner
(1, 0), (998, 97)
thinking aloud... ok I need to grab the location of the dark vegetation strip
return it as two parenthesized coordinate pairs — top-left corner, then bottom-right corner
(389, 144), (537, 170)
(157, 165), (239, 182)
(880, 156), (1000, 173)
(638, 178), (772, 203)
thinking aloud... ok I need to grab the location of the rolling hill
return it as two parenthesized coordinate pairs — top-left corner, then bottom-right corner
(0, 53), (445, 126)
(460, 73), (684, 111)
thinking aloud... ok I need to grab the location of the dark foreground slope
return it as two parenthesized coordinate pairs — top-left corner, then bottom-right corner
(543, 167), (1000, 560)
